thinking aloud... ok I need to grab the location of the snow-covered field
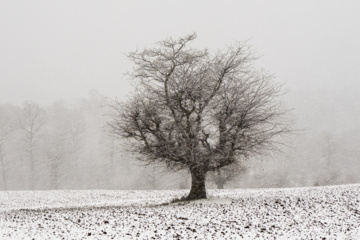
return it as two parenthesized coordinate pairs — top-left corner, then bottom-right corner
(1, 185), (360, 239)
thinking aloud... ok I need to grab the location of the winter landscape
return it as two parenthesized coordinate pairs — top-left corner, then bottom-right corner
(1, 1), (360, 239)
(1, 184), (360, 239)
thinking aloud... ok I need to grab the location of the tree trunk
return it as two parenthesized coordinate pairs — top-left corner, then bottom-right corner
(187, 166), (207, 200)
(216, 181), (225, 189)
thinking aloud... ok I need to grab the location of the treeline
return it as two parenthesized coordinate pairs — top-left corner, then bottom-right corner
(237, 89), (360, 189)
(0, 91), (188, 191)
(1, 90), (360, 190)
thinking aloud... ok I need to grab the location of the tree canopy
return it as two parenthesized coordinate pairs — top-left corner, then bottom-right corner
(109, 33), (289, 199)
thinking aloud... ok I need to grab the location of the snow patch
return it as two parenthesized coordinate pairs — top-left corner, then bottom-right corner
(1, 184), (360, 239)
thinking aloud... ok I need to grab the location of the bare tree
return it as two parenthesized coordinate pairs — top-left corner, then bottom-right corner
(18, 101), (44, 189)
(0, 105), (17, 190)
(44, 136), (64, 189)
(43, 106), (68, 189)
(208, 164), (246, 189)
(109, 34), (290, 200)
(322, 131), (335, 169)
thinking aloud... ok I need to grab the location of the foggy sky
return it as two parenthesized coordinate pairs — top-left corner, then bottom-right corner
(1, 0), (360, 106)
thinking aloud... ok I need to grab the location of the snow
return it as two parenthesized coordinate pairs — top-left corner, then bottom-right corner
(1, 184), (360, 239)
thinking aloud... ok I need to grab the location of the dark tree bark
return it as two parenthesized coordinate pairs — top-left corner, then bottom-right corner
(187, 166), (207, 200)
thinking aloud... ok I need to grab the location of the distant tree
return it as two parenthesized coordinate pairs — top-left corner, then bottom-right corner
(18, 101), (45, 189)
(321, 131), (335, 170)
(109, 34), (289, 200)
(66, 107), (86, 186)
(208, 164), (245, 189)
(43, 101), (72, 189)
(44, 134), (64, 189)
(0, 104), (17, 190)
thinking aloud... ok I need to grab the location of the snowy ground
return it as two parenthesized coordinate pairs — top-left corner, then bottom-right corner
(1, 185), (360, 239)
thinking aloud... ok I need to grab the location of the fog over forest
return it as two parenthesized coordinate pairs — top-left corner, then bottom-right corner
(1, 1), (360, 190)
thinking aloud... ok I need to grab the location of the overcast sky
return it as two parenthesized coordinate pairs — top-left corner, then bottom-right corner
(1, 0), (360, 106)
